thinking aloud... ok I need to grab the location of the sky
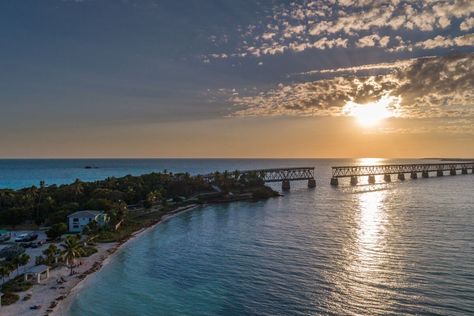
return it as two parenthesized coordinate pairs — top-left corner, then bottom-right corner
(0, 0), (473, 158)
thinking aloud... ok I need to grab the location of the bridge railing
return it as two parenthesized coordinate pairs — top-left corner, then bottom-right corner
(204, 167), (315, 182)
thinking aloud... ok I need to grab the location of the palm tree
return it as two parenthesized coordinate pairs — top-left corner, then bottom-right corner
(61, 236), (84, 275)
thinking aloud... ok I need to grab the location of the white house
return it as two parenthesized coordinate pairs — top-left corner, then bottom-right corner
(67, 210), (109, 233)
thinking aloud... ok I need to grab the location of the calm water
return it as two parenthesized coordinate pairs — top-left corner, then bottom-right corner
(2, 159), (473, 315)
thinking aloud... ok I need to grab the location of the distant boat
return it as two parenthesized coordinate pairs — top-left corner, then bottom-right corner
(84, 166), (99, 169)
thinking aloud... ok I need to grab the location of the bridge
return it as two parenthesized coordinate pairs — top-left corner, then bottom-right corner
(204, 167), (316, 191)
(330, 162), (474, 186)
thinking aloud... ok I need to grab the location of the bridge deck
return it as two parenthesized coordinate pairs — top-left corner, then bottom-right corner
(204, 167), (315, 182)
(332, 162), (474, 178)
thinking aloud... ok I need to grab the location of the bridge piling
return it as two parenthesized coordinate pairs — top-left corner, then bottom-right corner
(330, 178), (339, 186)
(422, 171), (429, 178)
(398, 173), (405, 181)
(368, 175), (376, 184)
(282, 179), (291, 191)
(437, 170), (444, 177)
(450, 169), (457, 176)
(308, 178), (316, 188)
(350, 176), (358, 186)
(384, 174), (391, 182)
(461, 168), (468, 175)
(411, 172), (418, 179)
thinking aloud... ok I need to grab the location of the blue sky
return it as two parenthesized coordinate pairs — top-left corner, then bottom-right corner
(0, 0), (473, 157)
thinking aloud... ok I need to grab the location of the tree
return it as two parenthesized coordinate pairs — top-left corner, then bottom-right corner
(61, 235), (84, 275)
(0, 264), (11, 284)
(17, 253), (30, 275)
(46, 223), (68, 240)
(43, 244), (60, 265)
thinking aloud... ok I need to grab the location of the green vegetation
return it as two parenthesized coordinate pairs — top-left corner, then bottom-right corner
(1, 292), (20, 306)
(81, 246), (98, 257)
(61, 235), (85, 275)
(0, 170), (276, 230)
(0, 172), (212, 227)
(2, 275), (33, 293)
(46, 222), (68, 240)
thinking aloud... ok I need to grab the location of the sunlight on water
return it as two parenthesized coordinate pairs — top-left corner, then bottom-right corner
(357, 157), (385, 166)
(355, 190), (387, 272)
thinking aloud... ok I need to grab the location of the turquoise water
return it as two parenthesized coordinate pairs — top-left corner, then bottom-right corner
(62, 159), (474, 315)
(1, 159), (473, 315)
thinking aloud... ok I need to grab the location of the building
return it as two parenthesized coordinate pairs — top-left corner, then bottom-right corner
(67, 210), (109, 233)
(24, 265), (50, 284)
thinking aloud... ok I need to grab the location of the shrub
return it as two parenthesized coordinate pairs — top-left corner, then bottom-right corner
(1, 292), (20, 305)
(46, 222), (68, 240)
(2, 275), (34, 293)
(80, 246), (98, 257)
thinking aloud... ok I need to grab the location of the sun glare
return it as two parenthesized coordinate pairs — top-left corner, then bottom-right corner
(343, 95), (399, 127)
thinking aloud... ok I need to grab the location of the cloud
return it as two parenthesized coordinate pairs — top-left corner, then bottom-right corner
(414, 33), (474, 49)
(460, 17), (474, 31)
(228, 54), (474, 125)
(298, 58), (422, 75)
(356, 34), (390, 48)
(204, 0), (474, 60)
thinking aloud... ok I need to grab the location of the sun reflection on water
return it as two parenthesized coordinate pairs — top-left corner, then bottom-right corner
(355, 190), (387, 271)
(357, 157), (385, 166)
(330, 189), (392, 313)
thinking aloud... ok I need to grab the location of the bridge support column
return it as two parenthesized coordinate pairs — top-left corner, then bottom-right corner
(472, 167), (474, 174)
(330, 178), (339, 186)
(410, 172), (418, 179)
(384, 174), (391, 182)
(350, 176), (358, 186)
(461, 168), (468, 175)
(450, 169), (456, 176)
(368, 175), (376, 184)
(422, 171), (429, 178)
(308, 178), (316, 188)
(282, 179), (290, 191)
(398, 173), (405, 181)
(437, 170), (444, 177)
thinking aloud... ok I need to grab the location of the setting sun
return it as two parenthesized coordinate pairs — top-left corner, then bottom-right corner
(343, 95), (399, 127)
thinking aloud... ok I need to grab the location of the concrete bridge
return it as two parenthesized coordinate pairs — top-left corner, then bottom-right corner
(204, 167), (316, 191)
(330, 162), (474, 186)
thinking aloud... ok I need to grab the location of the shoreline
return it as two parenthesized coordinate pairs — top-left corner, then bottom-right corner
(53, 203), (201, 316)
(2, 204), (201, 316)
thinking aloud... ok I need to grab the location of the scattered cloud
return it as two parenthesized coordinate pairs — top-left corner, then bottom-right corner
(460, 17), (474, 31)
(204, 0), (474, 61)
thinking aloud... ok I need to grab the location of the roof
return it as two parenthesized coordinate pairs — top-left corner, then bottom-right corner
(67, 210), (104, 218)
(27, 265), (49, 274)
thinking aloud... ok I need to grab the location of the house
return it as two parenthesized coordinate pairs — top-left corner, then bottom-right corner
(67, 210), (109, 233)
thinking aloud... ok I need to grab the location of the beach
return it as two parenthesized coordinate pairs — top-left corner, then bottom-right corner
(2, 204), (199, 316)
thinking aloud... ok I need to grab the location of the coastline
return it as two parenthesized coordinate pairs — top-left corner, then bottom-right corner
(53, 203), (201, 316)
(2, 204), (200, 316)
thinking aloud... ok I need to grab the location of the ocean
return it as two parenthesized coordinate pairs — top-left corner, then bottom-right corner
(1, 159), (473, 315)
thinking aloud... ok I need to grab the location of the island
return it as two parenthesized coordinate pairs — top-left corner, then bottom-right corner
(0, 170), (279, 315)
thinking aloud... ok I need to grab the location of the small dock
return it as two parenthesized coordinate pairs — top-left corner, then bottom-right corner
(204, 167), (316, 191)
(330, 162), (474, 186)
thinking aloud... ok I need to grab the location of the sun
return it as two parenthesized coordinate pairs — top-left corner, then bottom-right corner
(343, 95), (399, 127)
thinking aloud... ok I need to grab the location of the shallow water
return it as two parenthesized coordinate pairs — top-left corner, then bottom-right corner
(56, 159), (474, 315)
